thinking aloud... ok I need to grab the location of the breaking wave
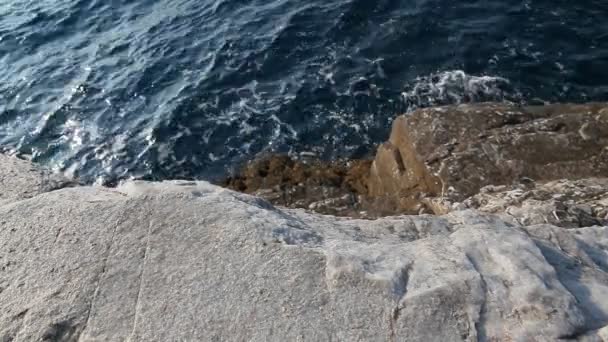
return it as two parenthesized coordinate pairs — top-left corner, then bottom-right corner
(401, 70), (522, 112)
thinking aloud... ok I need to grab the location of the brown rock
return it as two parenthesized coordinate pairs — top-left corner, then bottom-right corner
(224, 102), (608, 218)
(368, 102), (608, 202)
(222, 156), (374, 217)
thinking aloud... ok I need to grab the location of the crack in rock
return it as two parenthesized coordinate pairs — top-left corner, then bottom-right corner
(77, 219), (123, 342)
(389, 262), (414, 342)
(9, 309), (29, 341)
(465, 254), (488, 342)
(128, 220), (154, 340)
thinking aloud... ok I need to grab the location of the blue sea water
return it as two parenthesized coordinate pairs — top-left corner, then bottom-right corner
(1, 0), (607, 183)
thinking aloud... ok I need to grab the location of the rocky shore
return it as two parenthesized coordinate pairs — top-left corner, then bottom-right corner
(225, 102), (608, 219)
(2, 103), (608, 341)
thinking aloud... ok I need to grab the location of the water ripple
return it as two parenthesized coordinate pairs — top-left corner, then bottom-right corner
(0, 0), (607, 183)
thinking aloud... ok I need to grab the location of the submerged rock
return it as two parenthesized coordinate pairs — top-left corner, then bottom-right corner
(1, 156), (608, 341)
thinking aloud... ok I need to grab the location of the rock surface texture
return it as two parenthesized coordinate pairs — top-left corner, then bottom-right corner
(223, 156), (374, 217)
(2, 155), (608, 341)
(368, 102), (608, 204)
(0, 153), (75, 206)
(465, 178), (608, 228)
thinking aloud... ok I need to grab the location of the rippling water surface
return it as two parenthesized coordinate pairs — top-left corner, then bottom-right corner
(1, 0), (607, 183)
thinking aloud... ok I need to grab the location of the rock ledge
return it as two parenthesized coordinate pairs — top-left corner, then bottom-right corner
(1, 152), (608, 341)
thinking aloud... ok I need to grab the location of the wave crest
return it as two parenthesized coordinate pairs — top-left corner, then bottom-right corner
(401, 70), (521, 112)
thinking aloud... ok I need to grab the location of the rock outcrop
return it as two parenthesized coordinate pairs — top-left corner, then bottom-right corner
(223, 156), (373, 217)
(465, 178), (608, 228)
(368, 102), (608, 203)
(227, 103), (608, 217)
(2, 155), (608, 341)
(0, 153), (76, 206)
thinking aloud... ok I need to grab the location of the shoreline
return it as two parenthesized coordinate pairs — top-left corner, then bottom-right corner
(4, 101), (607, 221)
(224, 102), (608, 220)
(1, 101), (608, 340)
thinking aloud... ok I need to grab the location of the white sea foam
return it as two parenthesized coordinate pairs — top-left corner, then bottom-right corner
(401, 70), (521, 112)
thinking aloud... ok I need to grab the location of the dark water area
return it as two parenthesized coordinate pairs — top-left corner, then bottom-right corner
(1, 0), (607, 183)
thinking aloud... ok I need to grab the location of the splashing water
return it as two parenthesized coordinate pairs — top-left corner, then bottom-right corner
(401, 71), (522, 112)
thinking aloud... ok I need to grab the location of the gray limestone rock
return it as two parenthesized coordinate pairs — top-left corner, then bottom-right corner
(0, 153), (76, 206)
(1, 174), (608, 341)
(0, 155), (608, 342)
(465, 178), (608, 228)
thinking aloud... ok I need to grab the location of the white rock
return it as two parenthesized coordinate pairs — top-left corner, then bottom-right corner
(0, 154), (75, 205)
(1, 160), (608, 341)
